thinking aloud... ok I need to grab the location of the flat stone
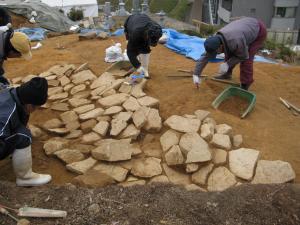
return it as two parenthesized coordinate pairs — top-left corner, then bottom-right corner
(114, 111), (133, 122)
(213, 149), (227, 165)
(130, 143), (142, 156)
(48, 128), (70, 135)
(186, 163), (199, 173)
(119, 180), (146, 187)
(102, 89), (116, 97)
(203, 117), (216, 127)
(211, 134), (232, 150)
(184, 114), (197, 119)
(252, 160), (296, 184)
(39, 71), (53, 78)
(71, 70), (97, 85)
(137, 96), (159, 108)
(81, 119), (98, 133)
(194, 110), (210, 122)
(207, 167), (237, 192)
(160, 129), (180, 152)
(64, 84), (75, 92)
(65, 130), (83, 139)
(92, 121), (109, 136)
(179, 133), (212, 163)
(119, 124), (140, 140)
(144, 108), (162, 133)
(132, 106), (149, 129)
(233, 134), (243, 148)
(229, 148), (260, 180)
(131, 79), (147, 98)
(162, 163), (191, 186)
(81, 132), (101, 144)
(131, 157), (162, 178)
(50, 64), (75, 77)
(59, 76), (71, 86)
(216, 124), (233, 136)
(79, 108), (104, 120)
(93, 163), (129, 182)
(48, 79), (60, 87)
(66, 157), (97, 175)
(51, 103), (69, 112)
(22, 74), (37, 83)
(105, 79), (124, 91)
(70, 84), (86, 95)
(69, 144), (94, 154)
(43, 138), (68, 155)
(97, 116), (112, 122)
(165, 145), (184, 166)
(68, 98), (91, 108)
(43, 118), (63, 130)
(74, 63), (89, 74)
(148, 175), (170, 184)
(142, 142), (162, 158)
(48, 87), (63, 96)
(91, 139), (132, 162)
(74, 104), (95, 114)
(90, 72), (115, 90)
(28, 124), (43, 138)
(110, 119), (127, 136)
(200, 123), (214, 141)
(103, 106), (123, 116)
(54, 149), (85, 164)
(60, 111), (78, 124)
(98, 93), (129, 108)
(73, 169), (115, 188)
(164, 115), (201, 133)
(65, 120), (81, 131)
(45, 75), (57, 81)
(119, 83), (132, 94)
(185, 184), (207, 192)
(122, 96), (141, 112)
(73, 90), (90, 99)
(48, 92), (68, 101)
(192, 163), (214, 186)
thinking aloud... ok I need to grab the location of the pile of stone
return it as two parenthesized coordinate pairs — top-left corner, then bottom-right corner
(12, 64), (296, 191)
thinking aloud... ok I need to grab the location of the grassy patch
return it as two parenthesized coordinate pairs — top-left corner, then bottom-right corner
(150, 0), (179, 13)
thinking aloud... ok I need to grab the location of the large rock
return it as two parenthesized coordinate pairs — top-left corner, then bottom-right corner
(229, 148), (260, 180)
(54, 149), (85, 164)
(68, 98), (91, 108)
(81, 119), (98, 133)
(164, 115), (200, 133)
(72, 169), (115, 188)
(179, 133), (211, 163)
(131, 79), (147, 98)
(43, 138), (68, 155)
(200, 123), (214, 141)
(160, 129), (180, 152)
(191, 163), (214, 185)
(81, 132), (101, 144)
(70, 84), (86, 95)
(142, 142), (162, 158)
(93, 163), (129, 182)
(162, 163), (191, 186)
(149, 175), (170, 184)
(194, 110), (210, 122)
(131, 157), (162, 178)
(43, 118), (63, 129)
(65, 130), (83, 139)
(51, 103), (69, 112)
(114, 111), (133, 122)
(207, 167), (237, 192)
(92, 121), (109, 136)
(71, 70), (97, 85)
(48, 87), (63, 96)
(103, 106), (123, 116)
(79, 108), (104, 120)
(90, 72), (115, 89)
(122, 96), (141, 111)
(211, 134), (232, 150)
(65, 120), (81, 131)
(186, 163), (199, 173)
(91, 139), (132, 162)
(165, 145), (184, 166)
(29, 124), (43, 138)
(137, 96), (159, 108)
(110, 118), (127, 136)
(59, 75), (71, 86)
(98, 93), (129, 108)
(213, 149), (227, 165)
(74, 104), (95, 114)
(233, 134), (243, 148)
(66, 157), (97, 175)
(48, 92), (68, 101)
(144, 108), (162, 133)
(60, 111), (78, 124)
(119, 124), (140, 140)
(252, 160), (296, 184)
(216, 124), (232, 136)
(91, 86), (107, 96)
(132, 106), (149, 129)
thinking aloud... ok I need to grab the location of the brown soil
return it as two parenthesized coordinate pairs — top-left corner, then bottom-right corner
(0, 182), (299, 225)
(0, 33), (300, 186)
(218, 96), (250, 117)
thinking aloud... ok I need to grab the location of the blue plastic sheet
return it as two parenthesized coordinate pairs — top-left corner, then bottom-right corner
(112, 28), (125, 36)
(16, 27), (48, 41)
(163, 29), (277, 64)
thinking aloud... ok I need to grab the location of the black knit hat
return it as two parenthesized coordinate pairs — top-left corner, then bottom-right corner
(17, 77), (48, 106)
(204, 35), (222, 58)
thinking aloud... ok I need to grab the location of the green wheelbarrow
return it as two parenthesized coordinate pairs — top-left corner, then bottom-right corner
(212, 86), (256, 119)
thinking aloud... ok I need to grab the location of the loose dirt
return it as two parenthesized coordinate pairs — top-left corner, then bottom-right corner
(0, 33), (299, 185)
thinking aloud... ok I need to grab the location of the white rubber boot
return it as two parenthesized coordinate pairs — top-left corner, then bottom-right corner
(140, 54), (150, 78)
(12, 146), (52, 187)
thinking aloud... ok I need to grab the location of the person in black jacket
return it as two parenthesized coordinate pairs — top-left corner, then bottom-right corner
(0, 7), (11, 26)
(0, 77), (51, 187)
(124, 14), (162, 79)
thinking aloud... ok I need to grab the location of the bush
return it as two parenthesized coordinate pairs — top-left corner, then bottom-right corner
(263, 39), (296, 63)
(199, 24), (221, 37)
(68, 7), (84, 21)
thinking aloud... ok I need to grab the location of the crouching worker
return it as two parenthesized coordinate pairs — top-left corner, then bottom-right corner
(193, 17), (267, 90)
(0, 77), (51, 186)
(124, 14), (162, 79)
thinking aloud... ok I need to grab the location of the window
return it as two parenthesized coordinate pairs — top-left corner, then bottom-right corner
(222, 0), (232, 11)
(275, 7), (296, 18)
(250, 8), (256, 14)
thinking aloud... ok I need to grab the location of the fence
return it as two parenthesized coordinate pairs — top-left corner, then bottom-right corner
(267, 29), (299, 45)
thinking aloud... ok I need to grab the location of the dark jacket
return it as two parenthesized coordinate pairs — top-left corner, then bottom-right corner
(0, 8), (11, 26)
(124, 14), (160, 68)
(0, 29), (14, 83)
(194, 17), (261, 75)
(0, 88), (31, 160)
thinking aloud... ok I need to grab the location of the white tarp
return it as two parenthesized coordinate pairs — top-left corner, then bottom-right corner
(41, 0), (99, 17)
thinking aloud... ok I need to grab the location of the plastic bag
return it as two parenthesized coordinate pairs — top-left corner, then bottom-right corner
(105, 43), (124, 63)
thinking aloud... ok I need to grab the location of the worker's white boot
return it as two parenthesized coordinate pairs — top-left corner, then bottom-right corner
(140, 54), (150, 78)
(12, 146), (52, 187)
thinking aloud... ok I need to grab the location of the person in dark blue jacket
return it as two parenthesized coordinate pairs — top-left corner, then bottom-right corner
(124, 14), (162, 79)
(0, 77), (51, 186)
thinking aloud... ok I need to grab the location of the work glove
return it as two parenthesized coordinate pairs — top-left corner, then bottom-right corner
(218, 62), (229, 74)
(193, 75), (201, 89)
(136, 66), (145, 75)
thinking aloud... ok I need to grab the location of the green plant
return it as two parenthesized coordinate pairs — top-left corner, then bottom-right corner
(199, 24), (221, 37)
(68, 7), (84, 21)
(263, 39), (296, 63)
(169, 0), (190, 21)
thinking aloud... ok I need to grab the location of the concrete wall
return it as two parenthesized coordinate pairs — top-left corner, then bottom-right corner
(188, 0), (203, 23)
(294, 2), (300, 29)
(274, 0), (299, 7)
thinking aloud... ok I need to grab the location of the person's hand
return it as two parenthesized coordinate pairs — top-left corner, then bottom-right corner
(193, 75), (201, 89)
(219, 62), (229, 74)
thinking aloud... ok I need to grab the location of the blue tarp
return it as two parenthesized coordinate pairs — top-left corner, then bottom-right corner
(16, 27), (48, 41)
(112, 28), (125, 36)
(163, 28), (277, 64)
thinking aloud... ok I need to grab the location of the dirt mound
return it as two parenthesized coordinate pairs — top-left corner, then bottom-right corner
(10, 13), (36, 29)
